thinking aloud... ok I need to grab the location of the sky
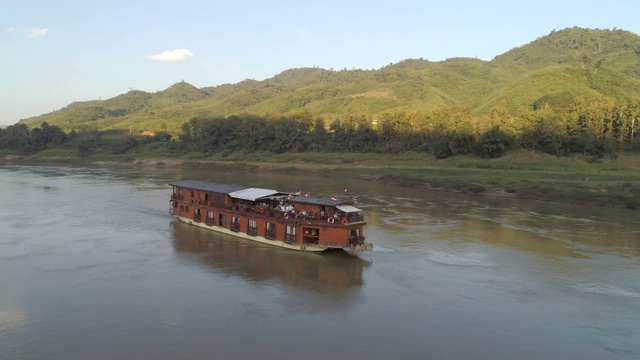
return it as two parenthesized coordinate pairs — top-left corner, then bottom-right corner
(2, 0), (640, 125)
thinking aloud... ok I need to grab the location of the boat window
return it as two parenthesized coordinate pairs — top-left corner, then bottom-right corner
(265, 222), (276, 239)
(247, 219), (257, 235)
(286, 226), (296, 236)
(207, 211), (214, 219)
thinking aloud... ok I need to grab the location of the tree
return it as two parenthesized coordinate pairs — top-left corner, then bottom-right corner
(343, 113), (376, 152)
(328, 118), (347, 151)
(307, 118), (328, 152)
(378, 111), (412, 153)
(75, 128), (103, 156)
(0, 124), (31, 153)
(433, 137), (452, 159)
(476, 126), (515, 158)
(448, 131), (475, 155)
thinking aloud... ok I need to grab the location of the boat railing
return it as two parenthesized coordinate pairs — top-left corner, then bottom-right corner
(230, 222), (240, 232)
(172, 194), (184, 201)
(198, 200), (228, 209)
(265, 229), (276, 240)
(192, 201), (364, 226)
(318, 240), (344, 248)
(269, 210), (363, 225)
(193, 214), (201, 223)
(247, 227), (257, 236)
(349, 235), (366, 245)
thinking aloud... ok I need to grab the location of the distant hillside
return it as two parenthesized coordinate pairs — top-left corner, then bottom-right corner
(20, 27), (640, 134)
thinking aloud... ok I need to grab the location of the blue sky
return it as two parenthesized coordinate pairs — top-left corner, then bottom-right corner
(2, 0), (639, 125)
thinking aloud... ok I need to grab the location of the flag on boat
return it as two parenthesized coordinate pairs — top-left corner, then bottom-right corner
(286, 194), (292, 199)
(331, 196), (337, 202)
(352, 195), (358, 202)
(305, 192), (310, 197)
(295, 189), (301, 195)
(344, 188), (349, 193)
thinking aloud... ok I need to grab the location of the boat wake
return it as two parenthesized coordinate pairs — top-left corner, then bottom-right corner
(573, 282), (640, 298)
(426, 250), (494, 267)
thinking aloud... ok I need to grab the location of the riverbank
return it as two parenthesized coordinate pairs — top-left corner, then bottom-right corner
(3, 150), (640, 209)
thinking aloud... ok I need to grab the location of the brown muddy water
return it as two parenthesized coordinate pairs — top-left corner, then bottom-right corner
(1, 165), (639, 359)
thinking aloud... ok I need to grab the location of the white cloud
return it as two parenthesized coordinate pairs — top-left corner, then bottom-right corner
(3, 27), (15, 33)
(146, 49), (194, 62)
(28, 28), (48, 39)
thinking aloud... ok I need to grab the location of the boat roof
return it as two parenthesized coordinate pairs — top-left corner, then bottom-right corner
(290, 196), (338, 207)
(169, 181), (362, 209)
(336, 204), (362, 213)
(291, 196), (360, 209)
(169, 180), (244, 195)
(229, 188), (280, 201)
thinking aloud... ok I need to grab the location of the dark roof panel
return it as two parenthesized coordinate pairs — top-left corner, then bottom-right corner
(290, 196), (345, 207)
(169, 180), (244, 195)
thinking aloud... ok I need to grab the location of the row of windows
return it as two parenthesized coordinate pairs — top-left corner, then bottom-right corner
(174, 188), (226, 205)
(205, 194), (226, 204)
(182, 210), (296, 237)
(177, 203), (311, 240)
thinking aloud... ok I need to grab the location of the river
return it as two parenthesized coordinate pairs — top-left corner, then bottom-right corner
(0, 164), (639, 359)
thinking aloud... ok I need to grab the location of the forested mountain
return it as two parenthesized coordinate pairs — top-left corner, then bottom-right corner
(19, 27), (640, 135)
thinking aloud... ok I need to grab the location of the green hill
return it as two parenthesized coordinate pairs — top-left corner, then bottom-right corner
(19, 27), (640, 134)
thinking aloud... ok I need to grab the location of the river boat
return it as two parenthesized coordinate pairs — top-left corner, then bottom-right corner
(169, 180), (372, 253)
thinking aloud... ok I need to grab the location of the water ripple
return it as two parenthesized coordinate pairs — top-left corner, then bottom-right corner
(572, 282), (640, 298)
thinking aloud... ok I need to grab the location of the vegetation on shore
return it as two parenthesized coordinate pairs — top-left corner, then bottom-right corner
(3, 141), (640, 209)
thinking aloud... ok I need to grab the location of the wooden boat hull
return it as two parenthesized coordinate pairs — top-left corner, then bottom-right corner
(175, 215), (328, 252)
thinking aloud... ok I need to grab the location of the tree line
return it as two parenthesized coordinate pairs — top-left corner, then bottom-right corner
(0, 122), (70, 155)
(2, 96), (640, 160)
(178, 96), (640, 160)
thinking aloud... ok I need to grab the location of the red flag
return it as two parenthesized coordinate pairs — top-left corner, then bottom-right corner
(331, 196), (337, 202)
(305, 192), (310, 197)
(287, 194), (292, 199)
(295, 189), (301, 195)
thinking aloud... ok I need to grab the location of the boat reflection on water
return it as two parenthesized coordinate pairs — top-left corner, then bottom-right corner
(170, 220), (371, 289)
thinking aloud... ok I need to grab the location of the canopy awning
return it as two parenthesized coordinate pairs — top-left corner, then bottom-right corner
(229, 188), (279, 201)
(336, 204), (362, 213)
